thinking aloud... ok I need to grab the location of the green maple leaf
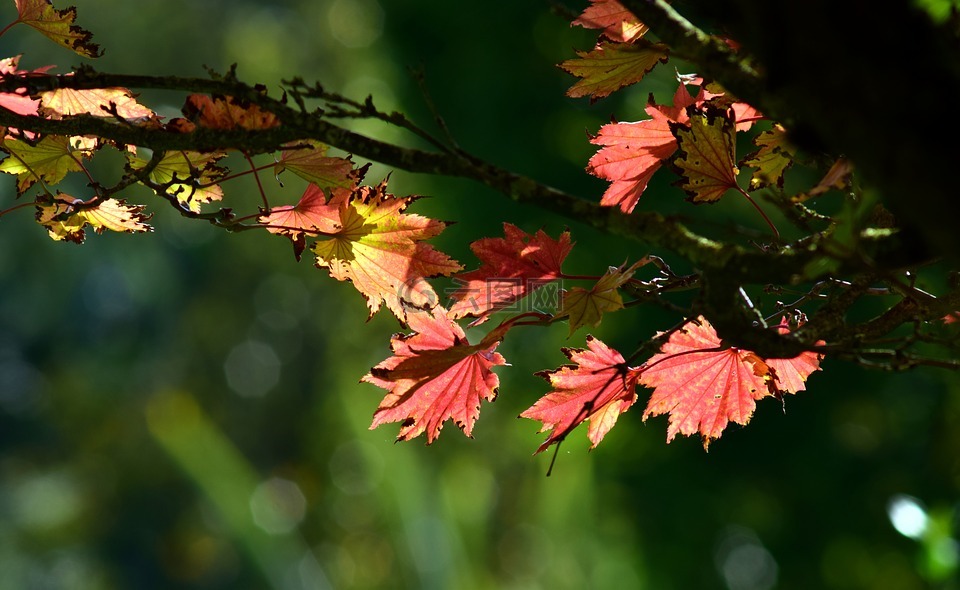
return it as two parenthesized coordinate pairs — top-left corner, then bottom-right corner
(560, 40), (668, 100)
(741, 124), (795, 190)
(560, 260), (646, 335)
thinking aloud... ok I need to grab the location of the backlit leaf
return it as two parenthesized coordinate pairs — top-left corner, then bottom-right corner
(182, 94), (279, 131)
(765, 317), (823, 395)
(586, 83), (700, 213)
(363, 306), (507, 443)
(560, 40), (668, 100)
(0, 135), (82, 193)
(587, 78), (758, 213)
(40, 86), (155, 121)
(560, 259), (646, 335)
(741, 124), (794, 190)
(35, 193), (151, 243)
(794, 157), (853, 203)
(447, 223), (573, 322)
(274, 140), (359, 191)
(311, 179), (462, 322)
(640, 316), (772, 448)
(572, 0), (648, 43)
(258, 182), (342, 260)
(13, 0), (101, 58)
(670, 105), (739, 203)
(0, 55), (49, 119)
(523, 336), (641, 453)
(129, 150), (228, 212)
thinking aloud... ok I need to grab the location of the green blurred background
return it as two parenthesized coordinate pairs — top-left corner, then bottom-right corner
(0, 1), (958, 589)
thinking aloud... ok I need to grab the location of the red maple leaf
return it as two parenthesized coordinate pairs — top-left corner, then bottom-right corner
(587, 79), (758, 213)
(522, 335), (641, 453)
(572, 0), (648, 43)
(363, 306), (507, 443)
(639, 316), (772, 448)
(258, 182), (343, 260)
(587, 83), (701, 213)
(0, 56), (48, 118)
(765, 317), (824, 395)
(447, 223), (573, 322)
(639, 316), (823, 448)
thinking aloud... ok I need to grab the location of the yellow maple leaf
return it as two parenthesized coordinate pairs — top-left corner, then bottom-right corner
(741, 124), (795, 190)
(129, 150), (227, 213)
(35, 193), (151, 243)
(14, 0), (101, 58)
(311, 180), (462, 322)
(670, 106), (740, 203)
(40, 87), (155, 121)
(0, 135), (83, 193)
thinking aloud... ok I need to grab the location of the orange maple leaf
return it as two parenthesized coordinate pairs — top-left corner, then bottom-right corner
(310, 180), (462, 322)
(182, 94), (279, 131)
(522, 335), (641, 453)
(447, 223), (573, 322)
(363, 306), (507, 443)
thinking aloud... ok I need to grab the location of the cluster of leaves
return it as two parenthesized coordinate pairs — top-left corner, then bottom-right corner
(0, 0), (958, 459)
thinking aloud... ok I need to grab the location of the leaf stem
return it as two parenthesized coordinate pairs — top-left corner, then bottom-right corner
(737, 186), (779, 242)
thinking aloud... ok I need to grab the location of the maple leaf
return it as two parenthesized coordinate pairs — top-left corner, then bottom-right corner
(310, 180), (462, 321)
(0, 55), (50, 119)
(794, 157), (854, 203)
(639, 316), (772, 448)
(363, 306), (507, 443)
(0, 135), (83, 193)
(35, 193), (151, 243)
(669, 105), (740, 203)
(273, 140), (359, 191)
(572, 0), (648, 43)
(765, 317), (823, 395)
(128, 150), (228, 213)
(587, 78), (759, 213)
(741, 124), (795, 190)
(447, 223), (573, 322)
(523, 336), (641, 453)
(258, 182), (342, 260)
(182, 94), (279, 131)
(586, 83), (701, 213)
(559, 259), (646, 335)
(13, 0), (101, 58)
(40, 86), (155, 121)
(560, 40), (668, 100)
